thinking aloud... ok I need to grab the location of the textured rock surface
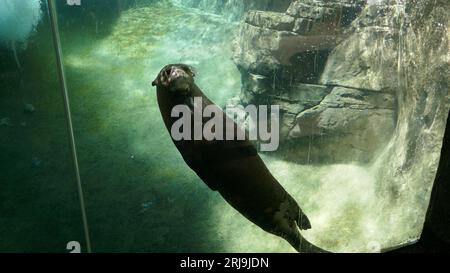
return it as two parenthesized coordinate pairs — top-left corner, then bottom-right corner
(287, 87), (396, 162)
(369, 0), (450, 249)
(245, 10), (295, 31)
(232, 0), (365, 72)
(228, 0), (397, 163)
(170, 0), (293, 21)
(276, 0), (449, 252)
(320, 3), (400, 91)
(225, 0), (448, 168)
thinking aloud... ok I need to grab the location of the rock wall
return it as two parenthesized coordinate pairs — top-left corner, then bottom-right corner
(228, 0), (449, 251)
(176, 0), (448, 171)
(170, 0), (293, 21)
(228, 0), (399, 163)
(370, 0), (450, 248)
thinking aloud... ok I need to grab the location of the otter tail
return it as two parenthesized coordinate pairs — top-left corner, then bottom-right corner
(296, 209), (312, 230)
(289, 228), (331, 253)
(288, 210), (330, 253)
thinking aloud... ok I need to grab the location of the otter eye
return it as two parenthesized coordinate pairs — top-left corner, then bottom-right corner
(164, 67), (171, 78)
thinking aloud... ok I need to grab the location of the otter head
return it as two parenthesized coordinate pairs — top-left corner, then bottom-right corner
(152, 64), (195, 96)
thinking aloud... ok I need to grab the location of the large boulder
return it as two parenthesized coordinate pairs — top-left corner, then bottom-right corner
(319, 3), (400, 92)
(286, 87), (396, 162)
(228, 0), (400, 163)
(232, 0), (365, 73)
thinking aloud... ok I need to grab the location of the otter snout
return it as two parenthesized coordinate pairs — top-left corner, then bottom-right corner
(152, 64), (195, 94)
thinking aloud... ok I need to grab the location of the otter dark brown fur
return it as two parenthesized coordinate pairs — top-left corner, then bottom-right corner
(152, 64), (328, 253)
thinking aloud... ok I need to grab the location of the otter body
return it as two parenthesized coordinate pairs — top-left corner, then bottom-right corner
(152, 64), (327, 253)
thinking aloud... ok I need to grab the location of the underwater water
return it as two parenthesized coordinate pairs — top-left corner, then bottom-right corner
(0, 0), (449, 253)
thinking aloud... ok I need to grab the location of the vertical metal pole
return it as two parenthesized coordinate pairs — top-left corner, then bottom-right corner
(47, 0), (92, 253)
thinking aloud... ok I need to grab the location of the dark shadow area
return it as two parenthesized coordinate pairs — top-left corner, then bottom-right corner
(0, 15), (85, 252)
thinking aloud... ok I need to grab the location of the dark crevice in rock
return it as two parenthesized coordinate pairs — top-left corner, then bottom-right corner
(319, 83), (396, 95)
